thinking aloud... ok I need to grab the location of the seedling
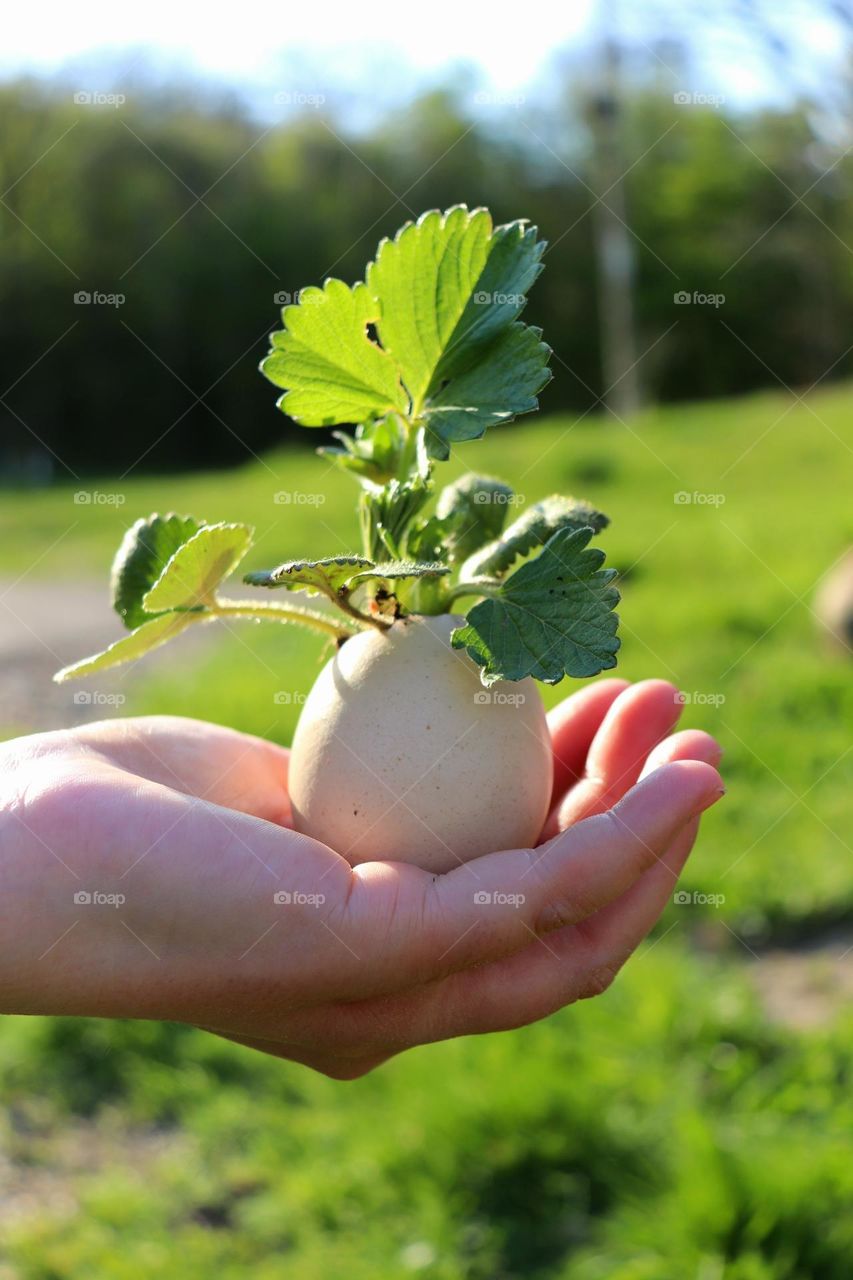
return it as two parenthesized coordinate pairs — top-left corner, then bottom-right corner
(56, 206), (621, 869)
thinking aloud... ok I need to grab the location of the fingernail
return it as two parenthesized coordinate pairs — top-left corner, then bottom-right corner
(696, 784), (726, 813)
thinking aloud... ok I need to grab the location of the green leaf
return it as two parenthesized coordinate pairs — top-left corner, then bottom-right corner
(319, 413), (428, 486)
(244, 555), (374, 596)
(451, 526), (620, 686)
(243, 554), (448, 620)
(361, 475), (432, 561)
(54, 612), (196, 682)
(347, 560), (450, 587)
(261, 279), (408, 426)
(404, 514), (447, 563)
(433, 218), (547, 384)
(143, 523), (253, 614)
(366, 206), (492, 410)
(423, 474), (515, 564)
(111, 513), (201, 630)
(462, 495), (610, 579)
(366, 207), (546, 416)
(319, 417), (405, 483)
(261, 207), (551, 466)
(421, 323), (551, 460)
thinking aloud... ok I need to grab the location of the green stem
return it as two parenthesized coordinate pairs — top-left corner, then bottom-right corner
(444, 580), (502, 606)
(208, 599), (358, 641)
(332, 588), (393, 632)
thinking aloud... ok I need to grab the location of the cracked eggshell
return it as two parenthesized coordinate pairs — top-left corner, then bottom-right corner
(288, 613), (553, 873)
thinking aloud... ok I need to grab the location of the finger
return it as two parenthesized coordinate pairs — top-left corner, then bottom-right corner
(547, 678), (630, 802)
(639, 728), (722, 778)
(435, 763), (724, 1039)
(574, 732), (723, 958)
(575, 815), (700, 960)
(543, 680), (684, 838)
(291, 811), (711, 1059)
(339, 759), (724, 998)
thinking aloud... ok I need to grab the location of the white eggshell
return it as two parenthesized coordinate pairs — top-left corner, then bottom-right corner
(288, 613), (553, 873)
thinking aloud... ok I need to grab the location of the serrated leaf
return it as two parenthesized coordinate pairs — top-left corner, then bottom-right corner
(462, 495), (610, 579)
(366, 206), (492, 410)
(142, 523), (253, 614)
(261, 279), (408, 426)
(366, 207), (545, 415)
(244, 555), (374, 596)
(422, 323), (551, 459)
(434, 219), (547, 383)
(347, 560), (449, 587)
(451, 526), (620, 686)
(111, 513), (202, 630)
(261, 206), (551, 458)
(428, 474), (514, 564)
(54, 612), (196, 682)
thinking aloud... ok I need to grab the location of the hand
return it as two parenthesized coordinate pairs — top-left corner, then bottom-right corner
(0, 681), (723, 1078)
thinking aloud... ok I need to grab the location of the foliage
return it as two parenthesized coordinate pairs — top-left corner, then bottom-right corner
(2, 82), (853, 475)
(54, 206), (620, 688)
(1, 943), (852, 1276)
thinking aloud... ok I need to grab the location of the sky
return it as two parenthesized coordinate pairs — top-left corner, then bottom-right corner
(1, 0), (591, 89)
(0, 0), (845, 122)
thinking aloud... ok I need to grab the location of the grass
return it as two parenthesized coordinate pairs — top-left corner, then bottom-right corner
(1, 384), (851, 1275)
(2, 945), (852, 1277)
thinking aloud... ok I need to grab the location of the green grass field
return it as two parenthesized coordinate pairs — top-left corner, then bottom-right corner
(1, 386), (852, 1275)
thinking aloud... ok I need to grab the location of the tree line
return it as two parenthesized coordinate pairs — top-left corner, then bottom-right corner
(1, 78), (851, 476)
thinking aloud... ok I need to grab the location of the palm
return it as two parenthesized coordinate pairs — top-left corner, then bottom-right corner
(50, 679), (720, 1077)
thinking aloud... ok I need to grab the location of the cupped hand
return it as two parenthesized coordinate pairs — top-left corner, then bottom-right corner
(0, 680), (723, 1077)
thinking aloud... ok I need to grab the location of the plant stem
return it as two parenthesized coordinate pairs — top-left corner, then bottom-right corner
(444, 580), (502, 606)
(208, 599), (357, 640)
(334, 588), (393, 632)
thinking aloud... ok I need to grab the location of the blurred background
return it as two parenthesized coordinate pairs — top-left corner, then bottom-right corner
(1, 1), (853, 1275)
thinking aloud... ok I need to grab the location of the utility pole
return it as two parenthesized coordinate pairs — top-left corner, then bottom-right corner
(587, 24), (641, 418)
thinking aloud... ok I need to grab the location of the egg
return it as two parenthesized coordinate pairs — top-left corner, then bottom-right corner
(288, 613), (553, 873)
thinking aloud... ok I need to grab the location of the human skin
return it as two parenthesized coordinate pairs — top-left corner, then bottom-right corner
(0, 679), (723, 1078)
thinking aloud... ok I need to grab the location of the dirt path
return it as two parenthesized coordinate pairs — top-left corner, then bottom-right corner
(0, 577), (213, 734)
